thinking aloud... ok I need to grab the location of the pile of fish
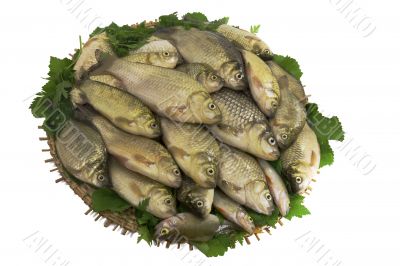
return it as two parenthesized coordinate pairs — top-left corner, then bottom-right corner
(56, 24), (320, 244)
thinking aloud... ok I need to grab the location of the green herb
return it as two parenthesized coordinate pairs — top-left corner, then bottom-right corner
(306, 103), (345, 167)
(285, 194), (311, 220)
(91, 188), (131, 212)
(135, 199), (160, 245)
(29, 56), (76, 136)
(91, 22), (156, 57)
(247, 208), (280, 228)
(158, 12), (228, 31)
(250, 25), (261, 34)
(193, 231), (246, 257)
(272, 54), (303, 80)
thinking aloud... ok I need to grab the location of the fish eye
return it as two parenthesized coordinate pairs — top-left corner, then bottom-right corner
(295, 177), (302, 184)
(268, 137), (276, 145)
(173, 168), (181, 176)
(160, 228), (169, 236)
(164, 198), (172, 205)
(210, 75), (218, 81)
(97, 175), (105, 182)
(265, 193), (272, 201)
(208, 102), (217, 110)
(235, 72), (244, 80)
(271, 101), (278, 109)
(162, 51), (170, 57)
(281, 133), (288, 140)
(150, 122), (158, 129)
(247, 215), (253, 222)
(206, 167), (215, 176)
(196, 201), (204, 207)
(264, 49), (272, 56)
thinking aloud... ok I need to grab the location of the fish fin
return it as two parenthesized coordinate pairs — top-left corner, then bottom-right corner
(88, 50), (118, 77)
(244, 35), (261, 41)
(277, 76), (289, 90)
(70, 88), (87, 107)
(168, 146), (190, 159)
(221, 180), (241, 193)
(133, 154), (156, 167)
(310, 151), (319, 169)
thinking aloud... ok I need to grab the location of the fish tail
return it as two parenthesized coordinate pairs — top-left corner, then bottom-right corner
(154, 27), (178, 41)
(74, 105), (98, 124)
(277, 75), (289, 90)
(88, 50), (118, 77)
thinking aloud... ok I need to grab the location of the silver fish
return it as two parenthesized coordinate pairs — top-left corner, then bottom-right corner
(55, 120), (110, 188)
(176, 63), (224, 93)
(77, 107), (182, 188)
(216, 24), (272, 59)
(154, 213), (220, 242)
(258, 159), (290, 216)
(266, 61), (307, 105)
(271, 76), (306, 149)
(242, 49), (280, 117)
(155, 27), (246, 90)
(209, 88), (279, 160)
(217, 146), (275, 215)
(90, 54), (221, 124)
(161, 118), (220, 188)
(109, 158), (176, 219)
(281, 123), (320, 194)
(213, 189), (255, 234)
(177, 177), (214, 217)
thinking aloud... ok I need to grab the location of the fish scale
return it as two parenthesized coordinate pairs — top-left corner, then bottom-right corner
(212, 88), (267, 128)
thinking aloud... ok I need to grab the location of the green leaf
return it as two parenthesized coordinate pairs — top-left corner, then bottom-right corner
(269, 159), (283, 176)
(193, 231), (246, 257)
(183, 12), (209, 23)
(135, 199), (160, 245)
(272, 54), (303, 80)
(247, 208), (280, 228)
(285, 194), (311, 220)
(250, 25), (261, 33)
(306, 103), (345, 167)
(91, 188), (131, 213)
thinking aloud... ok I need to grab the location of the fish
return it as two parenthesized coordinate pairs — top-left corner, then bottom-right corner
(216, 24), (272, 59)
(109, 158), (176, 219)
(258, 159), (290, 216)
(241, 50), (280, 117)
(154, 213), (220, 243)
(155, 27), (246, 90)
(213, 189), (255, 234)
(73, 32), (115, 80)
(123, 51), (179, 69)
(271, 76), (306, 149)
(55, 120), (110, 188)
(176, 63), (224, 93)
(177, 177), (214, 217)
(161, 118), (220, 188)
(217, 146), (275, 215)
(70, 79), (160, 138)
(77, 107), (182, 188)
(134, 39), (178, 54)
(90, 54), (221, 124)
(209, 88), (279, 160)
(281, 123), (320, 194)
(266, 61), (307, 105)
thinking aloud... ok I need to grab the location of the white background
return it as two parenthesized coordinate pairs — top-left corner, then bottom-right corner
(1, 0), (399, 265)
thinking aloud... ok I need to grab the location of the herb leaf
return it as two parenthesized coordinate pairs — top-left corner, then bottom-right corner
(250, 25), (261, 34)
(306, 103), (345, 167)
(272, 54), (303, 80)
(193, 231), (246, 257)
(135, 199), (160, 245)
(91, 188), (131, 213)
(285, 194), (311, 220)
